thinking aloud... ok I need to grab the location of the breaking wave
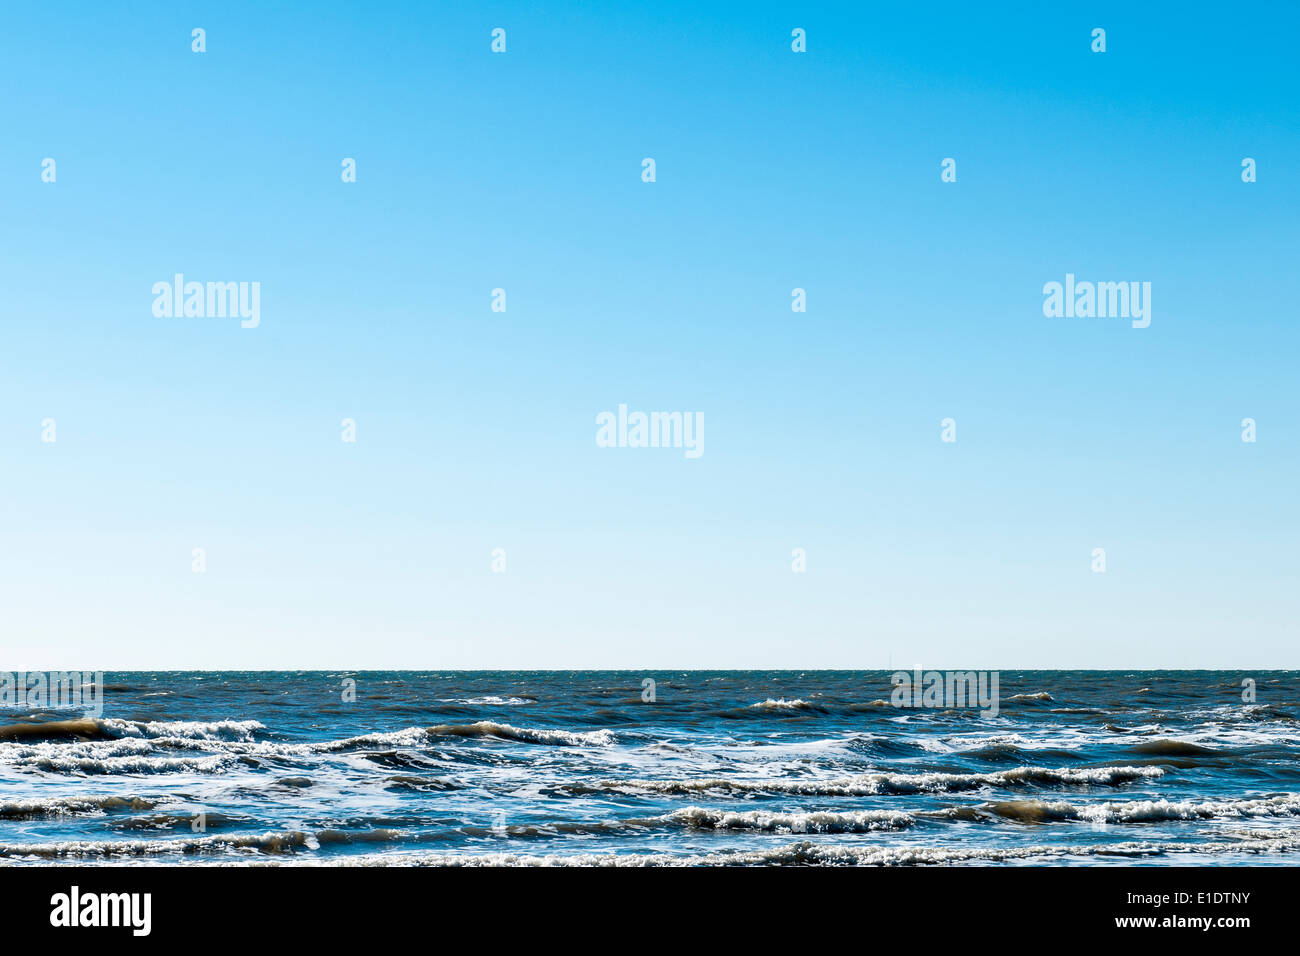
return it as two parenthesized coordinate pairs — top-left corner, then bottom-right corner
(988, 794), (1300, 825)
(658, 806), (914, 833)
(581, 765), (1165, 797)
(291, 829), (1300, 867)
(423, 722), (614, 747)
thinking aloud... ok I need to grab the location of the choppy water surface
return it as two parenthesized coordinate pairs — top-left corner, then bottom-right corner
(2, 671), (1298, 866)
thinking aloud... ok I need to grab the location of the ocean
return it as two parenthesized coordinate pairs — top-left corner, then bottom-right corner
(1, 670), (1297, 866)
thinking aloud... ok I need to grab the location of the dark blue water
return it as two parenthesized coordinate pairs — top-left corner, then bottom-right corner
(2, 671), (1297, 865)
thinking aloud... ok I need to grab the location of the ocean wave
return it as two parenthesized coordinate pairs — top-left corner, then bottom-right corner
(0, 794), (160, 820)
(0, 733), (304, 775)
(292, 830), (1300, 867)
(424, 722), (614, 747)
(986, 794), (1300, 825)
(585, 765), (1164, 797)
(746, 699), (816, 712)
(920, 731), (1096, 756)
(383, 775), (462, 792)
(126, 719), (265, 742)
(1128, 739), (1219, 756)
(0, 718), (116, 742)
(313, 728), (435, 751)
(12, 820), (1300, 865)
(314, 722), (613, 750)
(659, 806), (915, 833)
(0, 830), (314, 859)
(438, 697), (534, 706)
(30, 752), (236, 775)
(313, 828), (406, 845)
(0, 717), (266, 744)
(2, 718), (614, 775)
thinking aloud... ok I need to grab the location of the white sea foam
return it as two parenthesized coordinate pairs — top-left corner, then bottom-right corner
(747, 699), (814, 712)
(313, 727), (438, 752)
(0, 830), (313, 859)
(31, 752), (236, 775)
(11, 825), (1300, 866)
(318, 722), (613, 749)
(0, 794), (161, 818)
(988, 793), (1300, 825)
(660, 806), (915, 833)
(139, 719), (265, 741)
(93, 718), (265, 741)
(439, 697), (533, 706)
(289, 829), (1300, 867)
(424, 722), (615, 747)
(597, 765), (1164, 797)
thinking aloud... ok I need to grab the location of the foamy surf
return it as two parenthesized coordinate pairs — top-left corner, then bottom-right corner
(423, 722), (615, 747)
(0, 795), (160, 820)
(586, 765), (1165, 797)
(986, 793), (1300, 825)
(265, 829), (1300, 867)
(3, 670), (1297, 866)
(746, 699), (816, 712)
(659, 807), (915, 833)
(0, 830), (314, 859)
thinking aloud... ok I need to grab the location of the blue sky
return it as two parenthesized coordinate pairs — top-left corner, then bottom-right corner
(1, 2), (1297, 668)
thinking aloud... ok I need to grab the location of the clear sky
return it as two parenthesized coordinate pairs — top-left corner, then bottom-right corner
(2, 2), (1297, 669)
